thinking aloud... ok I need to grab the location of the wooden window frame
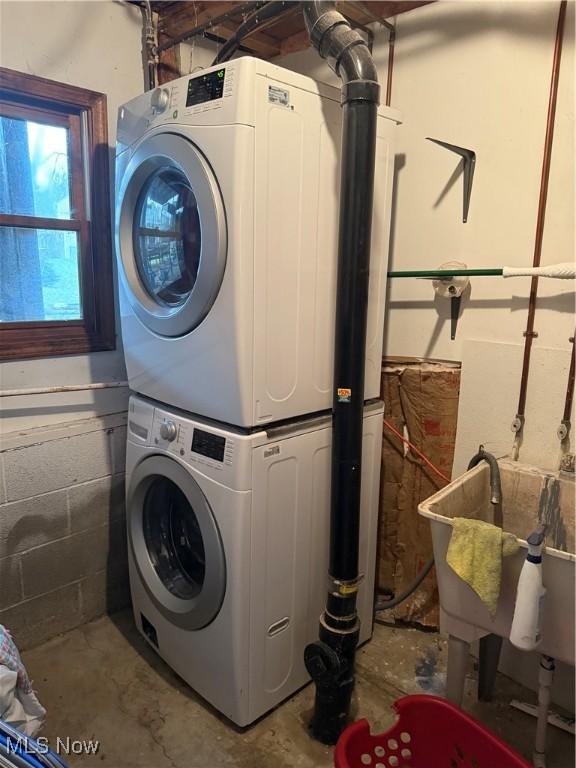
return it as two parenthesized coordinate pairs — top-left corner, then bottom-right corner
(0, 68), (115, 361)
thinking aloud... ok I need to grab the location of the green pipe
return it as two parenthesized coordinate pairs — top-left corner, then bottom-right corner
(387, 268), (504, 279)
(388, 268), (504, 278)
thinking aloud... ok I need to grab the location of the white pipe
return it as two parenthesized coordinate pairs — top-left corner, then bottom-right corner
(0, 382), (129, 398)
(502, 262), (575, 279)
(533, 655), (555, 768)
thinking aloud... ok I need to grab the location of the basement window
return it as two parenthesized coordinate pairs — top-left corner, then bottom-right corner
(0, 68), (115, 360)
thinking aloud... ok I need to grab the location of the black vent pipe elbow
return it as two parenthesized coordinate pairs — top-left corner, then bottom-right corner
(302, 0), (380, 746)
(303, 1), (379, 91)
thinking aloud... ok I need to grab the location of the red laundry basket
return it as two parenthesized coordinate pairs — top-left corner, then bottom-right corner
(334, 695), (532, 768)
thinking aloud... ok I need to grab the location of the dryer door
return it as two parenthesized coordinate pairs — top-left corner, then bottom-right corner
(128, 455), (226, 630)
(117, 132), (226, 337)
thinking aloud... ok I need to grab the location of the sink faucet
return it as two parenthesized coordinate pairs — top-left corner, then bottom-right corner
(468, 445), (503, 527)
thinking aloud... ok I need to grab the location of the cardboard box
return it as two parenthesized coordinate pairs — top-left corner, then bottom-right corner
(377, 358), (461, 627)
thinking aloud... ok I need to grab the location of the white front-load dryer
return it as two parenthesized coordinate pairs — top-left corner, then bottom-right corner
(125, 394), (384, 726)
(116, 57), (399, 427)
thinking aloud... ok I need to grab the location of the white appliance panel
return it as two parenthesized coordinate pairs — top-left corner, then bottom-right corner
(126, 396), (384, 726)
(116, 58), (399, 426)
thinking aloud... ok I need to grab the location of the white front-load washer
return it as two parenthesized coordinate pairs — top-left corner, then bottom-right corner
(125, 394), (384, 726)
(116, 57), (399, 427)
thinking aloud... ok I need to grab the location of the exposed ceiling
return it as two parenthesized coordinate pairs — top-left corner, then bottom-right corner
(151, 1), (433, 81)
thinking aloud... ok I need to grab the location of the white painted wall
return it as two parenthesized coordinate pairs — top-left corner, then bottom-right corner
(385, 0), (574, 362)
(279, 2), (574, 358)
(277, 1), (575, 468)
(0, 0), (144, 431)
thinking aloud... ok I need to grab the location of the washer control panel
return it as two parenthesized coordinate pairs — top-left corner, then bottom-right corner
(191, 428), (226, 462)
(159, 420), (177, 442)
(150, 407), (235, 474)
(130, 397), (258, 490)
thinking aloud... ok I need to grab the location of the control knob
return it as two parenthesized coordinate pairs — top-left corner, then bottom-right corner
(160, 420), (177, 442)
(151, 87), (170, 113)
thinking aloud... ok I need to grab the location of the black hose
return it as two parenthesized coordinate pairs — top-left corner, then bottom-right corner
(374, 448), (503, 620)
(374, 557), (434, 621)
(212, 1), (294, 65)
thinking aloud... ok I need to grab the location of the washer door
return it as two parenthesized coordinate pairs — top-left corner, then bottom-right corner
(128, 455), (226, 630)
(117, 132), (227, 337)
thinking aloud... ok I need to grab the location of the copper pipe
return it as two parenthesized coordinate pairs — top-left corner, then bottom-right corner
(515, 0), (567, 421)
(562, 332), (575, 424)
(358, 8), (394, 105)
(385, 23), (395, 107)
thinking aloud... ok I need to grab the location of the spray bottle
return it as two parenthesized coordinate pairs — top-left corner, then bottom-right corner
(510, 526), (546, 651)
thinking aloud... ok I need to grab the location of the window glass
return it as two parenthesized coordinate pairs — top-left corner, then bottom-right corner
(0, 227), (81, 322)
(134, 168), (201, 307)
(0, 69), (115, 360)
(0, 115), (72, 219)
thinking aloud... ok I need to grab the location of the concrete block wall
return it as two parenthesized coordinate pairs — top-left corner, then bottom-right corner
(0, 413), (130, 650)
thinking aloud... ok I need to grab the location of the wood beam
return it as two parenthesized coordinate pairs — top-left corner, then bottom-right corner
(361, 1), (434, 20)
(337, 2), (374, 25)
(158, 3), (226, 39)
(280, 1), (435, 59)
(156, 0), (436, 64)
(157, 32), (181, 84)
(248, 3), (301, 35)
(279, 28), (310, 58)
(210, 21), (282, 57)
(157, 1), (282, 58)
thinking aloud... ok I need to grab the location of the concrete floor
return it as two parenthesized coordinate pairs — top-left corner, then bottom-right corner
(22, 610), (574, 768)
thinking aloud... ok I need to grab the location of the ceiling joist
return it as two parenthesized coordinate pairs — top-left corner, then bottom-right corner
(152, 1), (434, 82)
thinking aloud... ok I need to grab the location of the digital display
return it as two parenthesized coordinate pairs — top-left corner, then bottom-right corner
(192, 428), (226, 462)
(186, 69), (226, 107)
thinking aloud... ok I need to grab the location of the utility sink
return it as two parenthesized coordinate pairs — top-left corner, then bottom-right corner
(418, 458), (575, 704)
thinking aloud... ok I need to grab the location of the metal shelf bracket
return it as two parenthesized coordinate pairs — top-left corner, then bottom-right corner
(427, 137), (476, 223)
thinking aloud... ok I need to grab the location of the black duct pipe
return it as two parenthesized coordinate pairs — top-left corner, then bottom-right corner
(212, 1), (294, 65)
(301, 0), (380, 745)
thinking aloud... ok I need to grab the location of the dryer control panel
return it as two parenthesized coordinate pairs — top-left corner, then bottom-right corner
(149, 67), (231, 117)
(186, 68), (227, 107)
(117, 58), (262, 143)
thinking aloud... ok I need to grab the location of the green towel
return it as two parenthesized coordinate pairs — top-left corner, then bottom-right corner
(446, 518), (519, 616)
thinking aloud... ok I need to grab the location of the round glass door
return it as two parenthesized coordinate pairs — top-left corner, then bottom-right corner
(143, 477), (205, 600)
(116, 132), (227, 338)
(128, 455), (226, 630)
(134, 169), (201, 308)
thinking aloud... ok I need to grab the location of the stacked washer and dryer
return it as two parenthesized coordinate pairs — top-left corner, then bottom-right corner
(115, 57), (398, 726)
